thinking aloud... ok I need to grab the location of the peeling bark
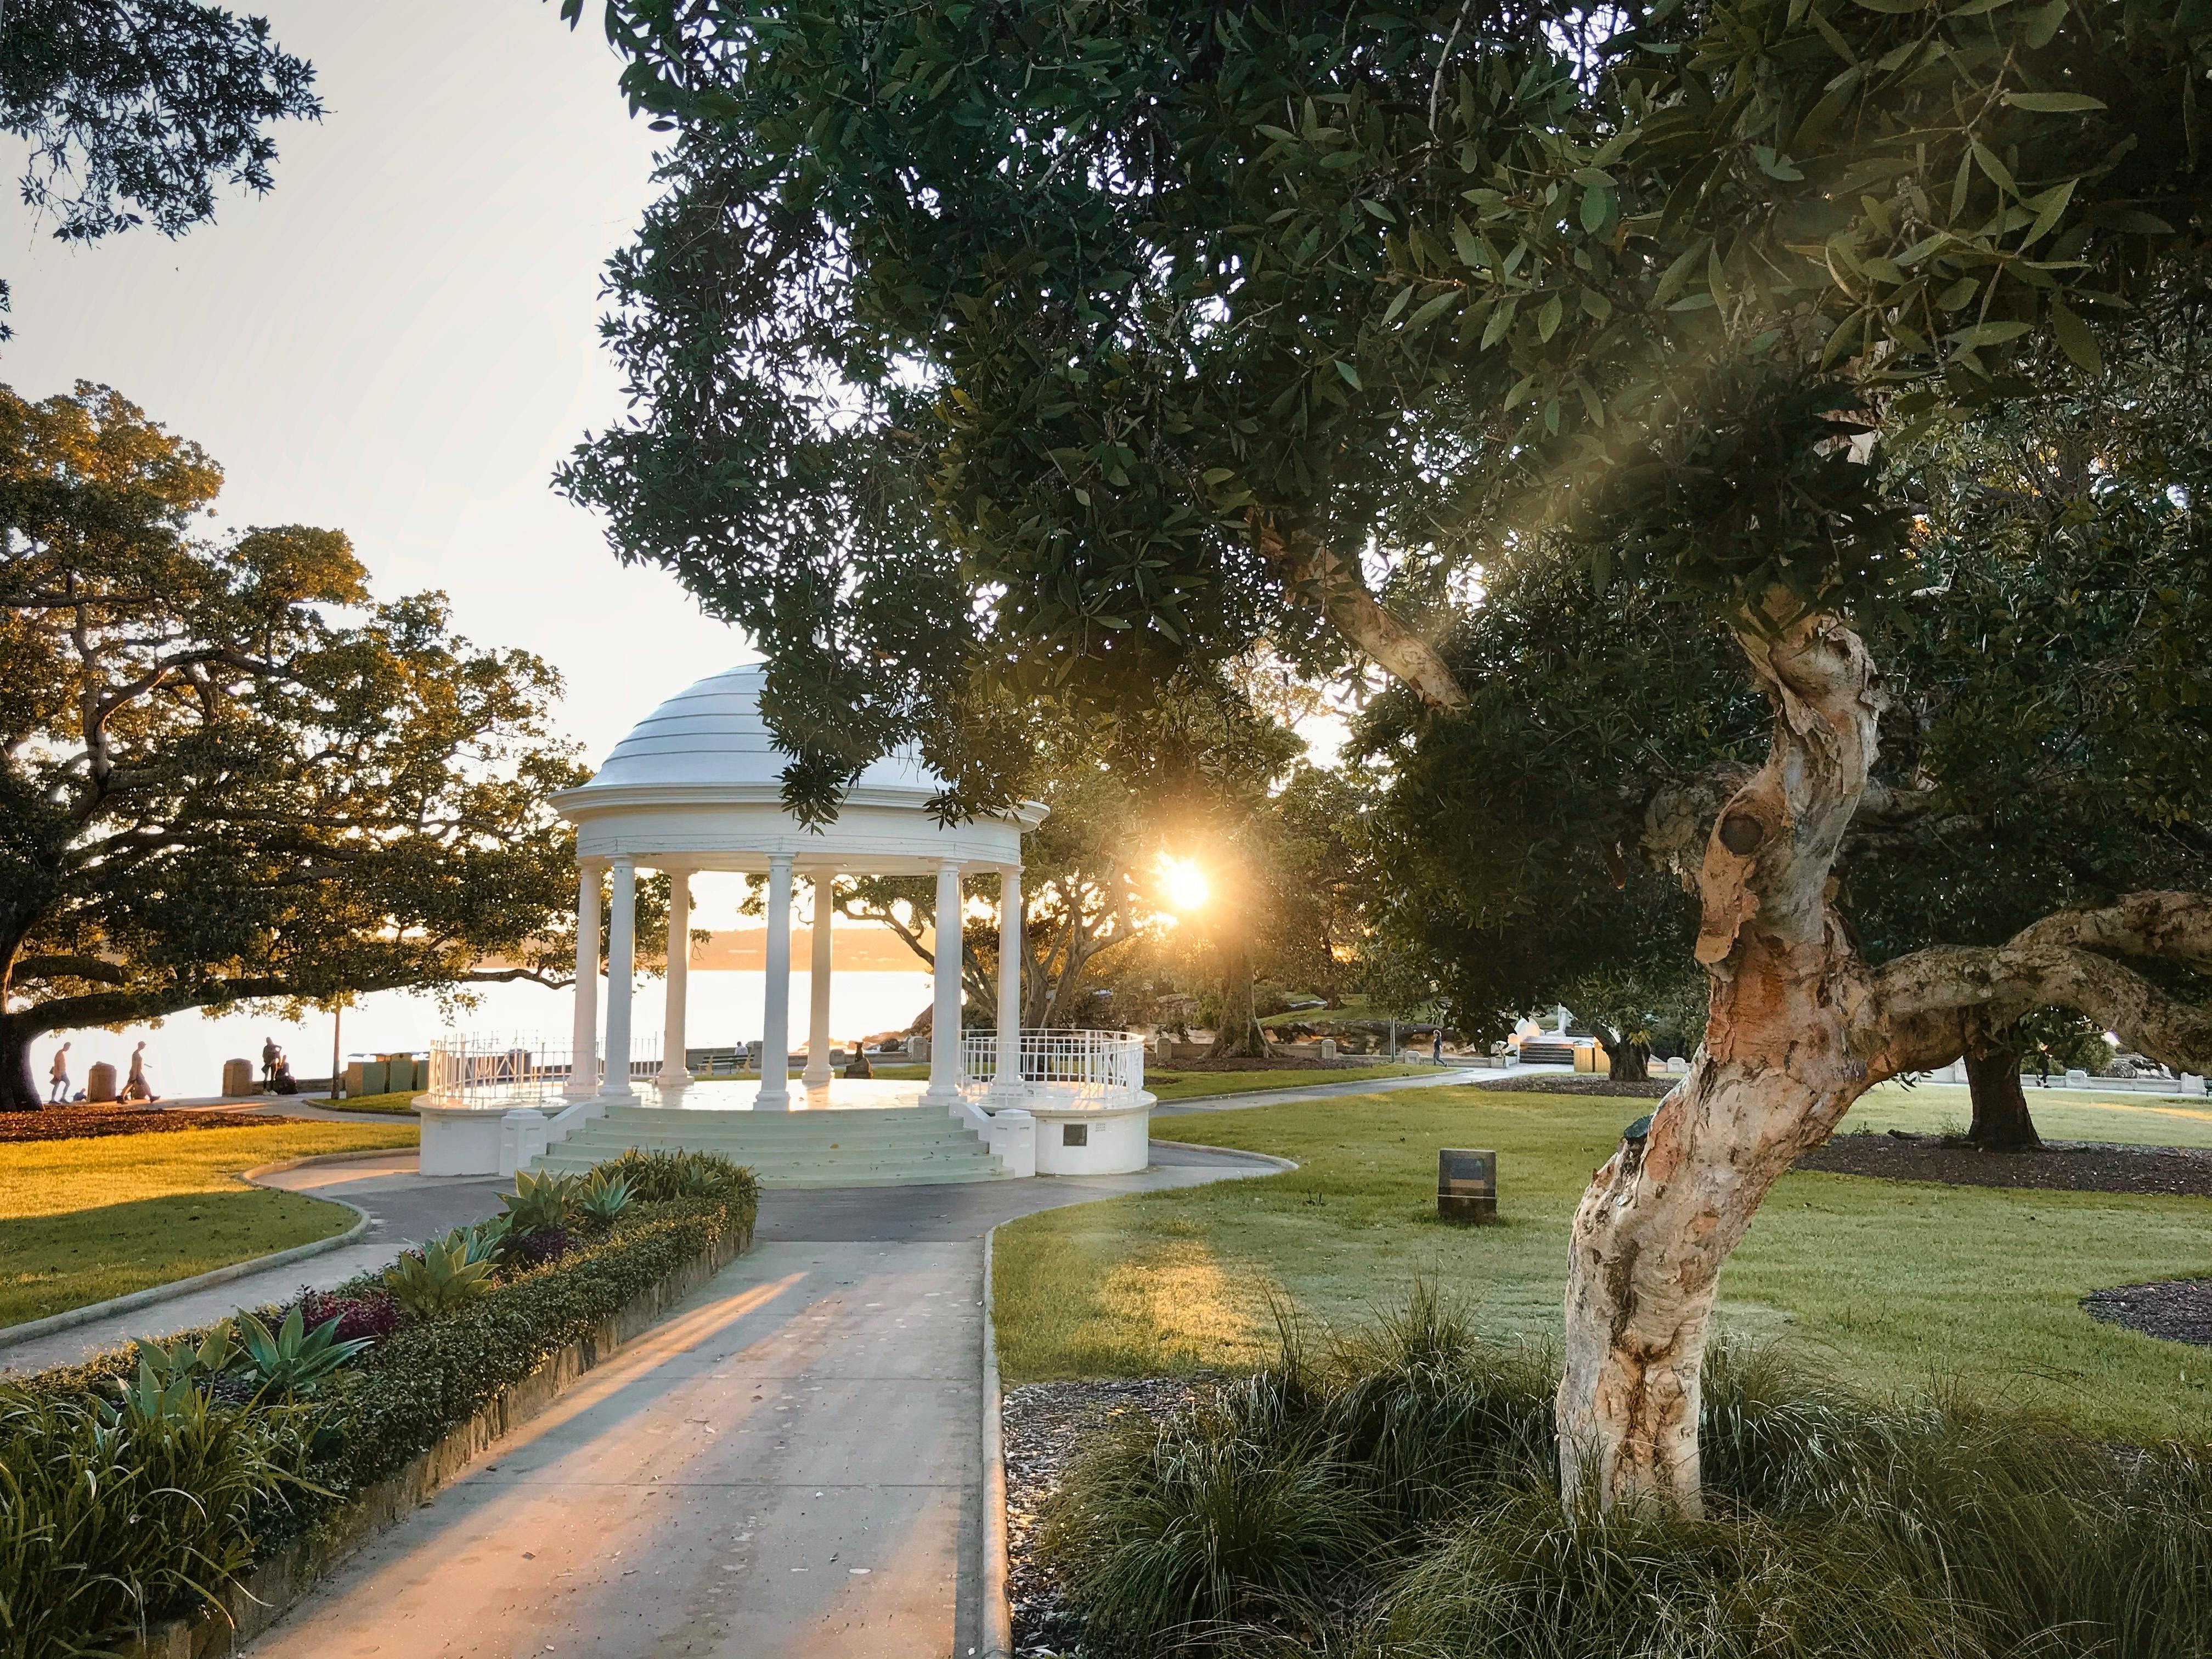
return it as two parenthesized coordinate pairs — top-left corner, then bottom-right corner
(1558, 605), (1885, 1514)
(1252, 521), (1469, 712)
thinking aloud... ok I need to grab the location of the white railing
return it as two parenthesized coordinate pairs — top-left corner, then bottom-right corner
(425, 1032), (659, 1106)
(959, 1028), (1146, 1104)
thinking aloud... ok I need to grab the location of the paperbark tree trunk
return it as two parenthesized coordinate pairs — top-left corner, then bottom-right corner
(1596, 1031), (1652, 1082)
(1210, 933), (1273, 1058)
(1965, 1044), (2042, 1151)
(1557, 606), (1886, 1514)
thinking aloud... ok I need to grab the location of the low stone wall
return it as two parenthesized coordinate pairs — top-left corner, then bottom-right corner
(120, 1221), (752, 1659)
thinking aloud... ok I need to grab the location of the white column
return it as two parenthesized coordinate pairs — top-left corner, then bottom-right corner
(565, 864), (602, 1099)
(757, 855), (795, 1110)
(657, 868), (692, 1091)
(995, 865), (1022, 1098)
(802, 872), (837, 1090)
(922, 859), (965, 1107)
(597, 855), (637, 1100)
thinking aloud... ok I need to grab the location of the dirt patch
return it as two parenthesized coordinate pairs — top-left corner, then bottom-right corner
(1004, 1377), (1210, 1655)
(2083, 1280), (2212, 1347)
(1796, 1132), (2212, 1198)
(0, 1105), (314, 1144)
(1461, 1072), (1677, 1099)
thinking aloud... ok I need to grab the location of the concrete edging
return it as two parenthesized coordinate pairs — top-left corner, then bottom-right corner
(980, 1224), (1014, 1659)
(121, 1218), (754, 1658)
(1148, 1137), (1300, 1173)
(0, 1145), (411, 1355)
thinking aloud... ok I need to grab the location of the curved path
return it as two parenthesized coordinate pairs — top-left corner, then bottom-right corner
(230, 1143), (1281, 1659)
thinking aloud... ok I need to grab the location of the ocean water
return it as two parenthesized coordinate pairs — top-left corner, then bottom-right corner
(36, 969), (935, 1101)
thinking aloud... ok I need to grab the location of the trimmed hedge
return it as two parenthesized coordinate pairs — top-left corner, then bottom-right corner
(328, 1194), (749, 1486)
(2, 1159), (757, 1657)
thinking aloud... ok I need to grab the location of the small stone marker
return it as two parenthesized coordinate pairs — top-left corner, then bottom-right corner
(222, 1057), (256, 1096)
(1319, 1037), (1338, 1062)
(2064, 1068), (2090, 1089)
(1437, 1148), (1498, 1224)
(86, 1061), (119, 1103)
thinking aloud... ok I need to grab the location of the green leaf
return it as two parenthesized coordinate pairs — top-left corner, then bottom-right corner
(1852, 0), (1926, 12)
(1504, 372), (1537, 408)
(1936, 276), (1979, 310)
(1406, 289), (1463, 331)
(1971, 143), (2017, 194)
(1335, 359), (1363, 389)
(2022, 0), (2068, 48)
(1654, 239), (1706, 306)
(1949, 320), (2033, 346)
(1382, 285), (1414, 324)
(1481, 298), (1518, 349)
(2004, 92), (2105, 112)
(2049, 298), (2102, 373)
(1449, 217), (1486, 269)
(1580, 183), (1612, 234)
(1537, 294), (1564, 340)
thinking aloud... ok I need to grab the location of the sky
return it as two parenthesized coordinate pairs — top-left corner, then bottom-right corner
(1, 1), (748, 772)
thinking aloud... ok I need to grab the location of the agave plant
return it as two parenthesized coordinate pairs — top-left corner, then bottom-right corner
(382, 1235), (499, 1320)
(232, 1305), (372, 1398)
(136, 1321), (240, 1391)
(433, 1215), (507, 1266)
(578, 1170), (634, 1227)
(498, 1169), (580, 1233)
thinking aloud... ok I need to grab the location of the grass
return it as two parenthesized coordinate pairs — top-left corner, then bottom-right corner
(317, 1090), (420, 1115)
(0, 1119), (418, 1328)
(1146, 1063), (1437, 1102)
(1848, 1075), (2212, 1147)
(994, 1084), (2212, 1444)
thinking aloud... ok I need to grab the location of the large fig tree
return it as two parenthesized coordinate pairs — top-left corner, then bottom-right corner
(557, 0), (2212, 1508)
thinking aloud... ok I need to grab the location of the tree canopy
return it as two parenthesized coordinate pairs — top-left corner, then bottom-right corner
(0, 0), (319, 336)
(0, 383), (583, 1108)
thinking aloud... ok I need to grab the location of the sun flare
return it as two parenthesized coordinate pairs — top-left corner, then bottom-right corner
(1159, 856), (1210, 913)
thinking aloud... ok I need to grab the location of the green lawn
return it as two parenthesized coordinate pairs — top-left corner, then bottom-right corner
(995, 1085), (2212, 1444)
(318, 1090), (421, 1115)
(0, 1119), (419, 1328)
(1847, 1077), (2212, 1147)
(1147, 1063), (1436, 1102)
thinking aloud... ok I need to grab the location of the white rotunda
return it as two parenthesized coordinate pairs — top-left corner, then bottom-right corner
(415, 663), (1155, 1185)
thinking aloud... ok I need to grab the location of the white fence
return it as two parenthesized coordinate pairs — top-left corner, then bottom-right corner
(425, 1032), (659, 1106)
(960, 1028), (1146, 1103)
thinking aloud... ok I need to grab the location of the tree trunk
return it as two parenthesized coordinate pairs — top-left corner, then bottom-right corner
(0, 1013), (46, 1111)
(1557, 607), (1883, 1514)
(1965, 1045), (2042, 1151)
(1599, 1032), (1652, 1082)
(1210, 936), (1272, 1059)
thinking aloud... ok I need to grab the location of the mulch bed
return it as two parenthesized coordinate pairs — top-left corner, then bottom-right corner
(1154, 1055), (1351, 1073)
(2083, 1280), (2212, 1347)
(1464, 1072), (1677, 1098)
(1796, 1132), (2212, 1198)
(1005, 1378), (1209, 1656)
(0, 1105), (313, 1144)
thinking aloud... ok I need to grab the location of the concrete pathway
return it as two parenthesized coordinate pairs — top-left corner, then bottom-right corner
(236, 1147), (1282, 1659)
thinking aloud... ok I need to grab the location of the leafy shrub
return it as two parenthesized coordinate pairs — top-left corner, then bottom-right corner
(296, 1290), (400, 1345)
(1044, 1291), (2212, 1658)
(502, 1226), (573, 1268)
(381, 1235), (498, 1320)
(0, 1374), (321, 1657)
(592, 1147), (758, 1214)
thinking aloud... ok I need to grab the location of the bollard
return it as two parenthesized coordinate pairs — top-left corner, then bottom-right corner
(1437, 1148), (1498, 1224)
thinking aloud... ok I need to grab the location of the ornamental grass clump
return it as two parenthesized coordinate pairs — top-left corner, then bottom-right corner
(0, 1373), (321, 1656)
(1042, 1290), (2212, 1658)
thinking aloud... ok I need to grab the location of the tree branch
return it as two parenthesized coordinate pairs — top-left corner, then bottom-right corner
(1251, 519), (1469, 712)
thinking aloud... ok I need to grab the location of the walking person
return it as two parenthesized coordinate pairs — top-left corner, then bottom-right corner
(122, 1041), (159, 1102)
(1431, 1026), (1444, 1065)
(47, 1041), (71, 1104)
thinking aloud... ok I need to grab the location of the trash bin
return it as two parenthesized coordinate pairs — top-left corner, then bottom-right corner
(86, 1062), (119, 1103)
(222, 1057), (258, 1097)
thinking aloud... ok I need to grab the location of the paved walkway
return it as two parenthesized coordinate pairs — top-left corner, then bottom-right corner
(236, 1147), (1280, 1659)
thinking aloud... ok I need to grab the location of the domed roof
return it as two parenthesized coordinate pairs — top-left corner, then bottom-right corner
(579, 663), (945, 797)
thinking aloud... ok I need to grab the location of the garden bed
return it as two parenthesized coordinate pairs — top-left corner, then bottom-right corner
(0, 1105), (320, 1143)
(3, 1150), (759, 1659)
(1004, 1378), (1204, 1656)
(2084, 1278), (2212, 1347)
(1465, 1072), (1675, 1098)
(1798, 1131), (2212, 1197)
